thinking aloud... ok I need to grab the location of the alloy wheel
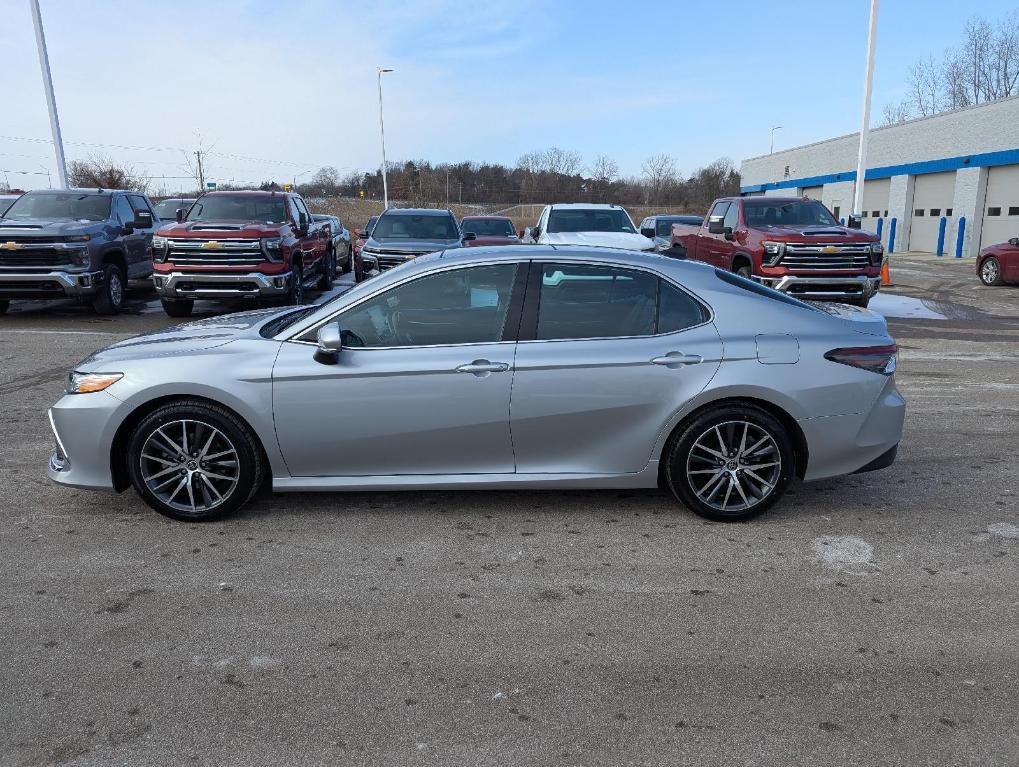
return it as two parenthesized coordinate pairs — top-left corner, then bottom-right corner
(981, 259), (1000, 284)
(109, 271), (124, 307)
(139, 419), (240, 514)
(686, 420), (782, 513)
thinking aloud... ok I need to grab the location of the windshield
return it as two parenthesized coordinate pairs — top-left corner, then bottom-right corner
(547, 208), (635, 234)
(186, 195), (288, 223)
(2, 192), (111, 222)
(744, 200), (838, 227)
(461, 218), (515, 237)
(372, 213), (459, 240)
(154, 199), (192, 220)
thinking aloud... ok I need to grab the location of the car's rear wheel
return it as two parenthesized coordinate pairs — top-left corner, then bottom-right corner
(979, 256), (1005, 286)
(340, 244), (352, 274)
(92, 263), (125, 315)
(126, 400), (265, 522)
(161, 298), (193, 318)
(285, 263), (304, 305)
(664, 404), (794, 522)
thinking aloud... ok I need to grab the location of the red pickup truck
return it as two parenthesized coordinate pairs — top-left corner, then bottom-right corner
(670, 196), (882, 306)
(151, 190), (333, 317)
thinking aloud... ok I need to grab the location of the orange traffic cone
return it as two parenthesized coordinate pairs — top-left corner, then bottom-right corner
(881, 260), (892, 287)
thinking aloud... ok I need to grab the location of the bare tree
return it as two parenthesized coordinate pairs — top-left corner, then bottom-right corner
(308, 166), (340, 195)
(588, 155), (619, 183)
(908, 54), (942, 116)
(880, 99), (912, 126)
(642, 153), (676, 205)
(68, 154), (148, 191)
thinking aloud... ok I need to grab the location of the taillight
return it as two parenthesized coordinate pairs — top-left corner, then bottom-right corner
(824, 344), (898, 375)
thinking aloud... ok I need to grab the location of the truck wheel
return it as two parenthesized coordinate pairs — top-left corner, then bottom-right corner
(353, 252), (365, 283)
(92, 263), (126, 315)
(734, 263), (753, 279)
(0, 300), (9, 315)
(340, 244), (352, 274)
(161, 298), (194, 318)
(848, 295), (871, 308)
(317, 250), (334, 291)
(286, 264), (304, 305)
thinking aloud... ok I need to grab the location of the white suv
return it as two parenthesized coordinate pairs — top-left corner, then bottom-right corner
(523, 203), (655, 251)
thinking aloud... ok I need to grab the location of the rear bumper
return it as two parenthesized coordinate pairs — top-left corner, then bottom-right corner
(153, 270), (293, 299)
(756, 274), (881, 300)
(0, 269), (103, 299)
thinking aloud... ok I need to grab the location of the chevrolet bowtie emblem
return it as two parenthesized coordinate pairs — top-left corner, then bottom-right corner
(2, 241), (20, 250)
(201, 240), (223, 250)
(822, 245), (839, 254)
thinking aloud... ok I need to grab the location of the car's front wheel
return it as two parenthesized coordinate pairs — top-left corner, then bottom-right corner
(161, 298), (193, 318)
(979, 256), (1005, 286)
(664, 404), (794, 522)
(126, 400), (265, 521)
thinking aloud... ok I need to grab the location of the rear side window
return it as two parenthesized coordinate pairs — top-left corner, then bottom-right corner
(658, 280), (709, 333)
(714, 269), (819, 311)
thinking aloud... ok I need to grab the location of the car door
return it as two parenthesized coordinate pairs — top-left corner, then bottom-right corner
(699, 201), (730, 268)
(293, 196), (325, 268)
(113, 195), (147, 275)
(510, 261), (723, 475)
(272, 261), (525, 477)
(1005, 239), (1019, 281)
(720, 201), (741, 269)
(127, 195), (157, 277)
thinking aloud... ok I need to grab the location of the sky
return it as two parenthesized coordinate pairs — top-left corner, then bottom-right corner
(3, 0), (1017, 194)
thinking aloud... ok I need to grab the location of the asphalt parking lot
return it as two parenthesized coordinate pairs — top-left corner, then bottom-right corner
(1, 256), (1016, 767)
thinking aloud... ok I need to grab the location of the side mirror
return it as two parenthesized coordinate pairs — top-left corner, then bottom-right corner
(847, 214), (863, 230)
(133, 211), (153, 230)
(462, 232), (477, 242)
(175, 208), (185, 223)
(707, 216), (725, 235)
(723, 227), (735, 241)
(640, 227), (655, 238)
(1009, 237), (1018, 247)
(314, 322), (343, 365)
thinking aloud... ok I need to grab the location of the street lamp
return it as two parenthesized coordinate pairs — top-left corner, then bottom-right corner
(852, 0), (880, 223)
(769, 125), (783, 155)
(293, 169), (312, 189)
(377, 67), (394, 209)
(30, 0), (67, 188)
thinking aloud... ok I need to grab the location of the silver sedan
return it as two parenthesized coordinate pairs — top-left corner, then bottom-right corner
(47, 246), (905, 522)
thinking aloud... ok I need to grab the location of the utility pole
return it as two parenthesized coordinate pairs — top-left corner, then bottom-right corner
(194, 150), (205, 190)
(853, 0), (880, 220)
(445, 169), (450, 207)
(30, 0), (67, 188)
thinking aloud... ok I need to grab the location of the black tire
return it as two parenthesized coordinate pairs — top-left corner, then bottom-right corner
(317, 249), (334, 291)
(979, 256), (1005, 287)
(353, 250), (365, 283)
(734, 262), (753, 279)
(664, 404), (795, 522)
(126, 399), (265, 522)
(847, 294), (871, 308)
(91, 262), (126, 315)
(285, 262), (304, 305)
(339, 243), (352, 274)
(0, 300), (9, 315)
(161, 298), (194, 318)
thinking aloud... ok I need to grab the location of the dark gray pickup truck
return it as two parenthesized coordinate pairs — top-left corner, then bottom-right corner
(0, 189), (161, 315)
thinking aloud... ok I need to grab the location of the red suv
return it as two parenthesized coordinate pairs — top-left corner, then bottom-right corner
(151, 191), (332, 317)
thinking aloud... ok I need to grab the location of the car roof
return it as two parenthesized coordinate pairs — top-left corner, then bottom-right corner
(201, 190), (289, 197)
(548, 203), (626, 210)
(461, 215), (512, 220)
(31, 188), (127, 195)
(381, 207), (453, 216)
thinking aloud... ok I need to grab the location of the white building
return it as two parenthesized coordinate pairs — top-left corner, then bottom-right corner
(739, 95), (1019, 257)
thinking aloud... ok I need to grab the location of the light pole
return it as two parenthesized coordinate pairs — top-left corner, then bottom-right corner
(377, 67), (393, 209)
(853, 0), (880, 222)
(293, 169), (312, 189)
(30, 0), (67, 188)
(769, 125), (783, 155)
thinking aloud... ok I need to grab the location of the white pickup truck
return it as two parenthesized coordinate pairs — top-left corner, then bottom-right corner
(522, 203), (656, 251)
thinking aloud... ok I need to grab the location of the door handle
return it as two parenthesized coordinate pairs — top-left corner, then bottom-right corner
(650, 352), (702, 368)
(456, 359), (510, 375)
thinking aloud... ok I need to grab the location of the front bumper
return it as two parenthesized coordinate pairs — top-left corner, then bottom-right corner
(0, 269), (103, 299)
(153, 270), (294, 299)
(755, 274), (881, 300)
(47, 392), (124, 491)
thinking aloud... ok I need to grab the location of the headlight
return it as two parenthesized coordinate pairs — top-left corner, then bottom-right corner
(869, 242), (884, 265)
(66, 371), (123, 394)
(65, 234), (91, 242)
(261, 237), (282, 262)
(762, 241), (785, 265)
(152, 235), (168, 262)
(70, 247), (90, 266)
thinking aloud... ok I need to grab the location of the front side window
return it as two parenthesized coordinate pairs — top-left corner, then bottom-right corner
(128, 195), (154, 217)
(3, 192), (111, 222)
(334, 263), (518, 348)
(546, 208), (635, 234)
(723, 203), (739, 231)
(114, 195), (135, 225)
(708, 201), (730, 222)
(293, 196), (311, 223)
(536, 263), (657, 340)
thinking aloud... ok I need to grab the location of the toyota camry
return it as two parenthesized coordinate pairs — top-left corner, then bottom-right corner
(47, 246), (905, 523)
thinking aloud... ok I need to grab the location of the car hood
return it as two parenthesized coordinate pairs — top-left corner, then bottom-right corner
(77, 307), (294, 368)
(155, 221), (285, 237)
(755, 225), (878, 242)
(0, 219), (106, 238)
(364, 237), (463, 254)
(543, 231), (655, 250)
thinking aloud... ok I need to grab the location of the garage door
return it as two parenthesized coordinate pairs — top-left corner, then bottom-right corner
(801, 186), (823, 202)
(909, 171), (955, 253)
(981, 165), (1019, 248)
(862, 178), (890, 243)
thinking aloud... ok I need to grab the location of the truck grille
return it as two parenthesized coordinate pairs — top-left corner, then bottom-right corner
(0, 241), (77, 267)
(167, 238), (265, 267)
(781, 243), (871, 270)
